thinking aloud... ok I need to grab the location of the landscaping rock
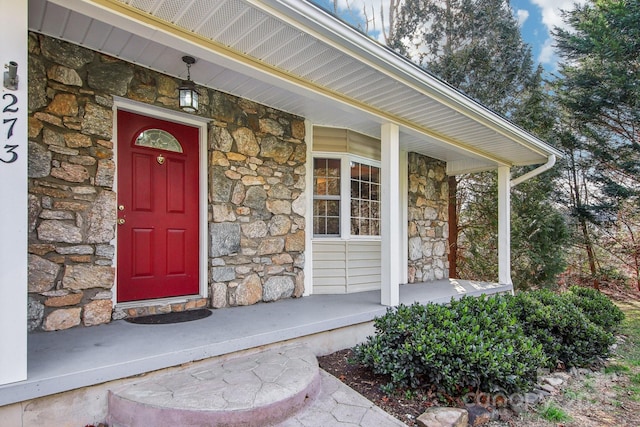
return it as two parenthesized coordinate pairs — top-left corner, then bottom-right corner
(416, 407), (468, 427)
(466, 404), (492, 426)
(539, 383), (557, 394)
(543, 376), (565, 387)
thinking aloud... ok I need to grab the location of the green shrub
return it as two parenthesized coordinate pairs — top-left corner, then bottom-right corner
(566, 286), (624, 333)
(353, 295), (545, 396)
(539, 401), (572, 422)
(509, 290), (615, 368)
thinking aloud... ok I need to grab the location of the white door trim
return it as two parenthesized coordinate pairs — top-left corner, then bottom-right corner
(112, 97), (210, 306)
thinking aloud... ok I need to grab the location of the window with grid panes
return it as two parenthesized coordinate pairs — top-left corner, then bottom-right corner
(350, 161), (380, 236)
(313, 158), (341, 236)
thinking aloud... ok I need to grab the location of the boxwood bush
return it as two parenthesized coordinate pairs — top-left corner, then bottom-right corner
(508, 289), (616, 368)
(353, 295), (546, 396)
(566, 286), (624, 333)
(353, 288), (622, 397)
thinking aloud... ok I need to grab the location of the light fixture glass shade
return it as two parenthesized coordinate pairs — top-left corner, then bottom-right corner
(179, 80), (199, 113)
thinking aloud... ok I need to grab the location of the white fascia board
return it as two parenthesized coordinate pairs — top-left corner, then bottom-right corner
(258, 0), (562, 161)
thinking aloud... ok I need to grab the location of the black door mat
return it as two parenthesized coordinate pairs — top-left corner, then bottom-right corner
(125, 308), (212, 325)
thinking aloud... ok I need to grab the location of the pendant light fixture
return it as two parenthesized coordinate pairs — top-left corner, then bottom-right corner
(179, 56), (199, 113)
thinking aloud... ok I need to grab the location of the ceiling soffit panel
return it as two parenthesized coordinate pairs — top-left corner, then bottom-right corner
(32, 0), (558, 169)
(122, 0), (548, 166)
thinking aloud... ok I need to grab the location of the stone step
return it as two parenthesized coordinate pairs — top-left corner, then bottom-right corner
(107, 345), (321, 427)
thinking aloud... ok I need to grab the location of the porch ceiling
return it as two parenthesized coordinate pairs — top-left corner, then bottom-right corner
(29, 0), (561, 173)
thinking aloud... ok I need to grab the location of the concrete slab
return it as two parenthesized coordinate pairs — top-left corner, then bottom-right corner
(0, 280), (511, 406)
(108, 345), (322, 427)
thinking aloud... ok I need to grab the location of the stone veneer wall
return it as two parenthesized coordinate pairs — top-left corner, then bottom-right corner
(407, 152), (449, 282)
(26, 33), (306, 332)
(206, 100), (306, 308)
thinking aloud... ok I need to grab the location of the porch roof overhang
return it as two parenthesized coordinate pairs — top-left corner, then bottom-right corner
(29, 0), (562, 175)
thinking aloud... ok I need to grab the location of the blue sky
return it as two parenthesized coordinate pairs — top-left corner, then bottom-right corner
(310, 0), (585, 73)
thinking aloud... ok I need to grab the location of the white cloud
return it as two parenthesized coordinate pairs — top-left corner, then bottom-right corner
(529, 0), (587, 69)
(529, 0), (587, 32)
(331, 0), (395, 40)
(516, 9), (530, 27)
(537, 37), (556, 67)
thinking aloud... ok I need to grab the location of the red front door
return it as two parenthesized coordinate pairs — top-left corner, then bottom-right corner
(117, 110), (199, 302)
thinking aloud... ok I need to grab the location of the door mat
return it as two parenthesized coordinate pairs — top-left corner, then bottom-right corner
(125, 308), (212, 325)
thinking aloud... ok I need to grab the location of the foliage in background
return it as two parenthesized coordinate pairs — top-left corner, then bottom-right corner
(554, 0), (640, 289)
(354, 288), (622, 396)
(387, 0), (568, 287)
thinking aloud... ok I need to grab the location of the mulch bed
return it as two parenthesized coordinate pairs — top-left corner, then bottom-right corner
(318, 349), (441, 426)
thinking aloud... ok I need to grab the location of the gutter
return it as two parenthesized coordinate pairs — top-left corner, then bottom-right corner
(510, 155), (556, 187)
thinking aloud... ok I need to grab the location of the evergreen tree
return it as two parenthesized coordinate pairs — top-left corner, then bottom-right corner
(389, 0), (533, 115)
(554, 0), (640, 288)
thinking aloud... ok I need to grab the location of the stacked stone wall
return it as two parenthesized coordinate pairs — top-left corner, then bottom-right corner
(26, 33), (306, 331)
(207, 103), (306, 308)
(407, 152), (449, 282)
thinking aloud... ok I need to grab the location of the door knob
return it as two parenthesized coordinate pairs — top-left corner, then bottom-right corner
(118, 218), (126, 225)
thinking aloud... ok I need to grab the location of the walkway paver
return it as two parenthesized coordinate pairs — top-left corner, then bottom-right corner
(278, 370), (407, 427)
(107, 344), (407, 427)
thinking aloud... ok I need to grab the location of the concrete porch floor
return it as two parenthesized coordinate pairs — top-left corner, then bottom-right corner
(0, 279), (511, 406)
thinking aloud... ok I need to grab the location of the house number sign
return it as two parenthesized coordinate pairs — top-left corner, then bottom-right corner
(0, 0), (28, 386)
(1, 92), (19, 164)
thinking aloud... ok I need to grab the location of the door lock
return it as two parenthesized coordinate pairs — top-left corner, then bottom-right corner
(118, 218), (126, 225)
(118, 205), (125, 211)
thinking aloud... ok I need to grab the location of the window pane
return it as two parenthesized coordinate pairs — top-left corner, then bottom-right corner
(371, 165), (380, 183)
(360, 219), (370, 236)
(313, 177), (327, 195)
(326, 178), (340, 196)
(363, 201), (371, 219)
(361, 164), (369, 180)
(371, 183), (380, 200)
(351, 180), (359, 198)
(326, 200), (340, 216)
(371, 201), (379, 218)
(350, 218), (359, 235)
(314, 217), (325, 235)
(135, 129), (183, 152)
(360, 182), (370, 199)
(326, 217), (340, 235)
(370, 219), (380, 235)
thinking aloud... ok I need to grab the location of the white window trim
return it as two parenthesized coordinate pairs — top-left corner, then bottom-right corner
(312, 151), (381, 241)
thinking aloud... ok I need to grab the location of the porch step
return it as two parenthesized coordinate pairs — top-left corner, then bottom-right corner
(107, 345), (321, 427)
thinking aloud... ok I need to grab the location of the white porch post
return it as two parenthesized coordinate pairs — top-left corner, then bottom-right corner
(0, 0), (28, 385)
(497, 165), (512, 285)
(400, 150), (408, 284)
(381, 123), (400, 306)
(303, 120), (313, 296)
